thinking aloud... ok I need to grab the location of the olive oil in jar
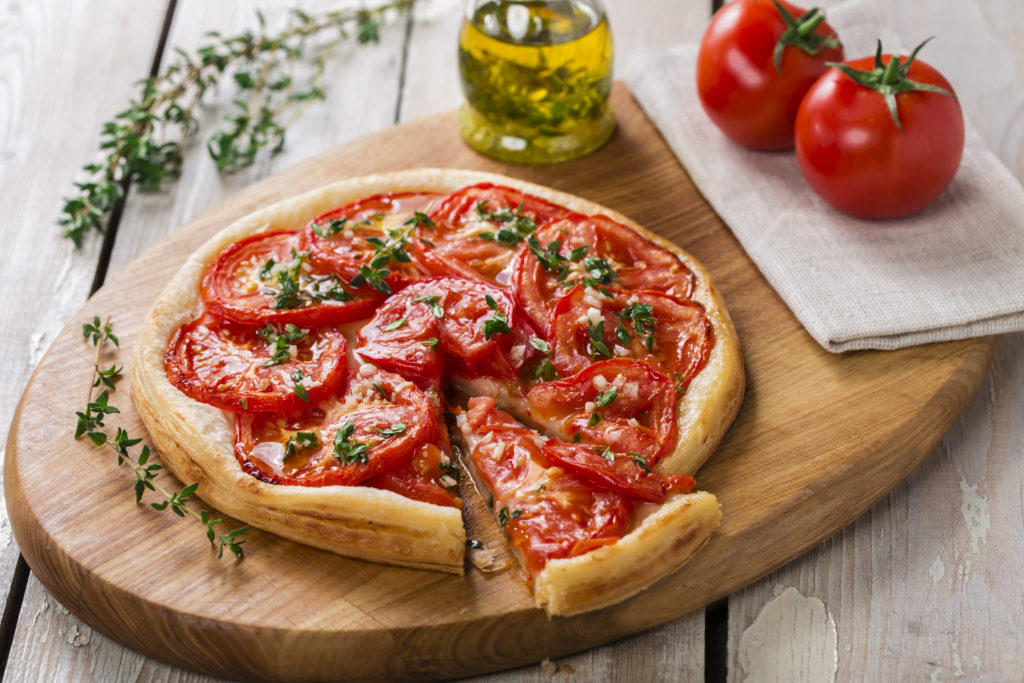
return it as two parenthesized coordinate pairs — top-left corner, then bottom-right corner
(458, 0), (614, 164)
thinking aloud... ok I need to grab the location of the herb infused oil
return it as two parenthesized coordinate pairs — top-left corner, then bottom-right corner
(458, 0), (614, 164)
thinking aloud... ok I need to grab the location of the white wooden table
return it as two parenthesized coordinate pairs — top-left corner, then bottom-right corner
(1, 0), (1021, 680)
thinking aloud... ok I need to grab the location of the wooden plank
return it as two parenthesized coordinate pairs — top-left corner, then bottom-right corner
(4, 1), (407, 681)
(0, 0), (168, 654)
(4, 86), (995, 682)
(726, 1), (1024, 679)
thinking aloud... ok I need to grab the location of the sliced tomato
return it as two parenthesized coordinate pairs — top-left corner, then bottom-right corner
(364, 437), (462, 508)
(548, 286), (713, 389)
(166, 313), (347, 413)
(463, 397), (631, 578)
(201, 230), (384, 326)
(303, 192), (441, 292)
(234, 369), (437, 487)
(512, 214), (697, 333)
(355, 276), (537, 390)
(526, 359), (677, 463)
(541, 439), (666, 503)
(408, 183), (572, 285)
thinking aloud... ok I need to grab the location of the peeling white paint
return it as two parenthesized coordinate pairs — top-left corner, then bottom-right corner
(959, 478), (990, 554)
(971, 654), (982, 670)
(738, 586), (838, 683)
(953, 650), (966, 678)
(66, 623), (91, 647)
(929, 557), (945, 584)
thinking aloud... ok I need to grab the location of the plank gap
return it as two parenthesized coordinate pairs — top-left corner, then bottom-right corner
(393, 12), (416, 125)
(0, 558), (31, 679)
(89, 0), (180, 295)
(704, 598), (728, 683)
(711, 0), (724, 13)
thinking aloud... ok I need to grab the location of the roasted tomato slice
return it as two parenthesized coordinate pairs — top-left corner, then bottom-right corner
(408, 183), (571, 285)
(166, 313), (347, 413)
(548, 285), (712, 389)
(541, 440), (667, 503)
(526, 359), (677, 463)
(462, 397), (631, 578)
(303, 192), (441, 293)
(364, 432), (462, 508)
(512, 214), (697, 333)
(355, 276), (537, 390)
(234, 369), (437, 487)
(202, 230), (383, 326)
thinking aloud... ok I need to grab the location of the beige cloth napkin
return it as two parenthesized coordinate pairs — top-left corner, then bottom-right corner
(626, 2), (1024, 352)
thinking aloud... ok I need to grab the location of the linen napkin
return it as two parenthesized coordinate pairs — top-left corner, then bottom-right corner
(626, 1), (1024, 352)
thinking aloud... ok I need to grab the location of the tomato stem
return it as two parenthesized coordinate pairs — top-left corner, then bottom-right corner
(771, 0), (842, 75)
(826, 38), (954, 132)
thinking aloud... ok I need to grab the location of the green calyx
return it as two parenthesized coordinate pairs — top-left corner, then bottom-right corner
(826, 37), (955, 132)
(771, 0), (841, 75)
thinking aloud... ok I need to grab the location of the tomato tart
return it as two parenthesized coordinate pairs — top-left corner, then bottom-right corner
(130, 168), (744, 615)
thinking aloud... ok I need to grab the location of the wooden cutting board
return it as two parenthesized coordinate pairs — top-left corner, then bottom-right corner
(5, 85), (995, 681)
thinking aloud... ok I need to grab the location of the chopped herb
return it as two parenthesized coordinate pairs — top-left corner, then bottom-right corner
(587, 318), (613, 358)
(629, 451), (652, 473)
(265, 249), (308, 310)
(482, 295), (512, 340)
(474, 200), (537, 246)
(372, 382), (389, 400)
(526, 235), (569, 280)
(615, 321), (631, 347)
(311, 217), (347, 238)
(423, 337), (440, 349)
(569, 245), (589, 261)
(349, 263), (392, 295)
(529, 337), (550, 353)
(615, 301), (658, 351)
(291, 370), (308, 402)
(466, 539), (484, 550)
(572, 433), (582, 443)
(285, 431), (319, 457)
(674, 371), (688, 395)
(332, 420), (369, 465)
(239, 398), (249, 411)
(582, 256), (616, 287)
(534, 483), (547, 493)
(258, 258), (275, 279)
(376, 423), (407, 438)
(349, 224), (418, 294)
(440, 459), (460, 482)
(413, 294), (444, 319)
(595, 388), (617, 408)
(478, 231), (495, 242)
(403, 210), (436, 229)
(486, 495), (494, 508)
(595, 445), (615, 462)
(258, 323), (307, 367)
(588, 412), (602, 427)
(382, 317), (407, 332)
(308, 274), (354, 302)
(498, 505), (524, 539)
(532, 357), (558, 382)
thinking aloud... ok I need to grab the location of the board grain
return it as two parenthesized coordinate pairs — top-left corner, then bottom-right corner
(3, 85), (995, 681)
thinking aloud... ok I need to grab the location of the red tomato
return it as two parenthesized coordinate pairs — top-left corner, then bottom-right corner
(364, 438), (462, 509)
(795, 43), (964, 218)
(541, 439), (666, 503)
(408, 183), (571, 285)
(512, 214), (696, 334)
(526, 359), (677, 462)
(463, 397), (631, 577)
(696, 0), (844, 150)
(548, 286), (712, 389)
(202, 230), (384, 326)
(234, 369), (437, 487)
(355, 276), (537, 390)
(302, 192), (440, 292)
(165, 313), (347, 413)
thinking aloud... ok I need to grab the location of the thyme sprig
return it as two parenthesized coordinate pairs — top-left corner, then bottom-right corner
(60, 1), (415, 247)
(76, 317), (248, 558)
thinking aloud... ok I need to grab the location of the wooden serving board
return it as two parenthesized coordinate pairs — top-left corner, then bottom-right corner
(5, 85), (995, 681)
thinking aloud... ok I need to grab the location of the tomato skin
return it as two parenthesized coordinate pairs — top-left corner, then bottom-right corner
(202, 230), (384, 326)
(409, 183), (571, 285)
(794, 55), (964, 219)
(541, 440), (666, 503)
(548, 285), (712, 388)
(696, 0), (844, 150)
(234, 369), (437, 487)
(303, 192), (439, 292)
(513, 214), (696, 334)
(526, 359), (677, 462)
(165, 314), (348, 413)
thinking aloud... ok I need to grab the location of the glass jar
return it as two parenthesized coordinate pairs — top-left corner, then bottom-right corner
(457, 0), (615, 164)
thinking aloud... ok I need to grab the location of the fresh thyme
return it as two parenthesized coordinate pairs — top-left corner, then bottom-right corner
(60, 1), (416, 247)
(587, 318), (613, 359)
(285, 431), (319, 458)
(594, 388), (617, 407)
(76, 317), (247, 558)
(482, 295), (512, 340)
(412, 295), (444, 319)
(498, 505), (524, 539)
(615, 302), (658, 351)
(257, 323), (307, 367)
(350, 225), (417, 295)
(332, 420), (370, 465)
(475, 201), (537, 246)
(528, 336), (557, 382)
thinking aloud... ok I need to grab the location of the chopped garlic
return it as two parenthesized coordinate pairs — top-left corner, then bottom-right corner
(509, 344), (526, 366)
(584, 401), (596, 414)
(586, 306), (603, 326)
(593, 375), (609, 390)
(358, 363), (377, 377)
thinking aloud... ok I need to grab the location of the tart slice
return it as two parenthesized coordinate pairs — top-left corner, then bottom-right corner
(455, 396), (721, 617)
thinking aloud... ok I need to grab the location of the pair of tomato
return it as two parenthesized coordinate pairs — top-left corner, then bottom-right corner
(696, 0), (964, 219)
